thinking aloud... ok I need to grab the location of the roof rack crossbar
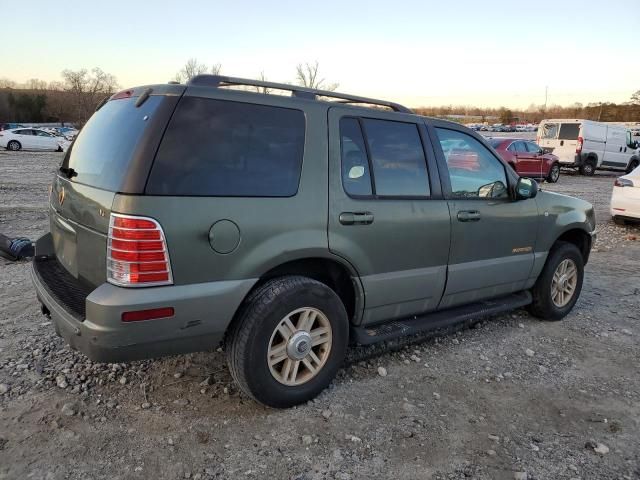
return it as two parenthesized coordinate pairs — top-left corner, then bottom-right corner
(187, 75), (412, 114)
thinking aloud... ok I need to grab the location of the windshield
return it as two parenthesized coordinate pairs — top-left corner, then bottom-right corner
(62, 95), (164, 191)
(487, 139), (502, 148)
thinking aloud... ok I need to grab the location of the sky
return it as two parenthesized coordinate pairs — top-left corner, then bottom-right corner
(1, 0), (638, 108)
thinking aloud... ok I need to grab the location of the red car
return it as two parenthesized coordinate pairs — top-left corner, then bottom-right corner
(488, 138), (560, 183)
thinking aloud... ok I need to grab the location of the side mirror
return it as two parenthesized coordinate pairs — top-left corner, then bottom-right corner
(515, 177), (538, 200)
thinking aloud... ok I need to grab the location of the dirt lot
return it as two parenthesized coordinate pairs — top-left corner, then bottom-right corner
(0, 151), (639, 480)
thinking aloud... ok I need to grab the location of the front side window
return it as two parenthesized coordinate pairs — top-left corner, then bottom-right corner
(513, 141), (527, 153)
(525, 142), (542, 153)
(147, 97), (305, 197)
(435, 128), (508, 199)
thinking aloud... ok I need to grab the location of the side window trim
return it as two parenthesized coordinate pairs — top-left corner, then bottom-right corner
(356, 117), (377, 196)
(339, 114), (433, 200)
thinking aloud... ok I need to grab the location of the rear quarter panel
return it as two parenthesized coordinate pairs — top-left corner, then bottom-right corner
(111, 97), (332, 286)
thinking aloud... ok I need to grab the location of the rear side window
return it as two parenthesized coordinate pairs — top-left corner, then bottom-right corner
(147, 97), (305, 197)
(362, 119), (430, 197)
(340, 118), (373, 196)
(558, 123), (580, 140)
(339, 117), (430, 198)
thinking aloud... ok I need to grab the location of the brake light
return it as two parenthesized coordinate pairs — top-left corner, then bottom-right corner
(614, 178), (633, 187)
(576, 136), (583, 154)
(111, 89), (134, 100)
(107, 213), (173, 287)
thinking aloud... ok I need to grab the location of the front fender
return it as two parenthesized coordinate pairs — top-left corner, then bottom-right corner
(535, 190), (596, 253)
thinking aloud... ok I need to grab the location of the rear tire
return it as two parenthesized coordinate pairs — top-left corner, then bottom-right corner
(225, 276), (348, 408)
(626, 159), (639, 174)
(579, 159), (595, 176)
(528, 242), (584, 321)
(613, 216), (627, 226)
(7, 140), (21, 151)
(547, 163), (560, 183)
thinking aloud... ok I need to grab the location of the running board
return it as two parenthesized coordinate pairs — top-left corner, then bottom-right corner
(351, 291), (532, 345)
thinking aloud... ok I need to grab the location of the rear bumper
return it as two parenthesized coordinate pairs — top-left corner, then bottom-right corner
(611, 188), (640, 220)
(558, 154), (583, 167)
(31, 233), (256, 363)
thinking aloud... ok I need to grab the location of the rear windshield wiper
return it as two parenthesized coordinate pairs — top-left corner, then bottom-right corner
(59, 166), (77, 179)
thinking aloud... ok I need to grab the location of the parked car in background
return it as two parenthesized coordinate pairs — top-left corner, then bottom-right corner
(0, 128), (66, 151)
(611, 166), (640, 224)
(537, 119), (640, 175)
(488, 138), (560, 182)
(0, 123), (25, 131)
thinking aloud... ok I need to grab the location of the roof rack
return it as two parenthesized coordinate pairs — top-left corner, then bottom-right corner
(186, 75), (412, 114)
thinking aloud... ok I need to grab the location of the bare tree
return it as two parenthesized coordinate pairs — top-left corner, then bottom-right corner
(174, 58), (221, 83)
(26, 78), (48, 91)
(295, 61), (338, 91)
(0, 78), (16, 89)
(253, 71), (271, 94)
(631, 90), (640, 105)
(61, 67), (119, 124)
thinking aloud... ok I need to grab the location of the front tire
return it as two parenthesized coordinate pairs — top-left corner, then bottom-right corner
(529, 242), (584, 321)
(626, 159), (639, 174)
(225, 276), (348, 408)
(547, 163), (560, 183)
(7, 140), (21, 151)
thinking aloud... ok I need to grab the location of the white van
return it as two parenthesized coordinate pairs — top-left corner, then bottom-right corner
(537, 119), (640, 175)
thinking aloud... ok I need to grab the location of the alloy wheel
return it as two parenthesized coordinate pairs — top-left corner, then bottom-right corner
(551, 259), (578, 307)
(267, 307), (332, 386)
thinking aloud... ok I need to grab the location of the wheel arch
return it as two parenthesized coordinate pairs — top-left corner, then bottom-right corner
(626, 155), (639, 173)
(234, 256), (364, 327)
(553, 228), (592, 265)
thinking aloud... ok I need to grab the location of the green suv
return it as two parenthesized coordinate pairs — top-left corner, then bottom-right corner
(32, 76), (596, 407)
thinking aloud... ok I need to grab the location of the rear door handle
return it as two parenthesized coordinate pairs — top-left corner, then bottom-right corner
(339, 212), (374, 225)
(457, 210), (481, 222)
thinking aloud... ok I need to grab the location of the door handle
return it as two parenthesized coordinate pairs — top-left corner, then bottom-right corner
(339, 212), (374, 225)
(560, 140), (564, 146)
(457, 210), (481, 222)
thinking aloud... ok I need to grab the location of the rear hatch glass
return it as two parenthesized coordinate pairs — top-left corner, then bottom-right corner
(540, 123), (559, 139)
(558, 123), (580, 140)
(62, 95), (165, 192)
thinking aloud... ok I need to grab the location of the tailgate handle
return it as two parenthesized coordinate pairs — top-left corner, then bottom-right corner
(339, 212), (374, 225)
(457, 210), (481, 222)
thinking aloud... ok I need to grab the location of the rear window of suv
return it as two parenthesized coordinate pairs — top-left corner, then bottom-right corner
(146, 97), (305, 197)
(63, 95), (165, 191)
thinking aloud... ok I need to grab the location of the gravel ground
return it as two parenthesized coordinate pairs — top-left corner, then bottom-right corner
(0, 151), (639, 480)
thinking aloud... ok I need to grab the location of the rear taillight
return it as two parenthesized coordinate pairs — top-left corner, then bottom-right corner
(107, 213), (173, 287)
(576, 136), (583, 154)
(614, 178), (633, 187)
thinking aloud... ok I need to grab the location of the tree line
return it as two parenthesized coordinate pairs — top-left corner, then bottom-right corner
(1, 60), (638, 125)
(415, 100), (640, 125)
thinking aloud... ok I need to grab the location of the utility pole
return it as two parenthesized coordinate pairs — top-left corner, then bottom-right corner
(544, 86), (548, 112)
